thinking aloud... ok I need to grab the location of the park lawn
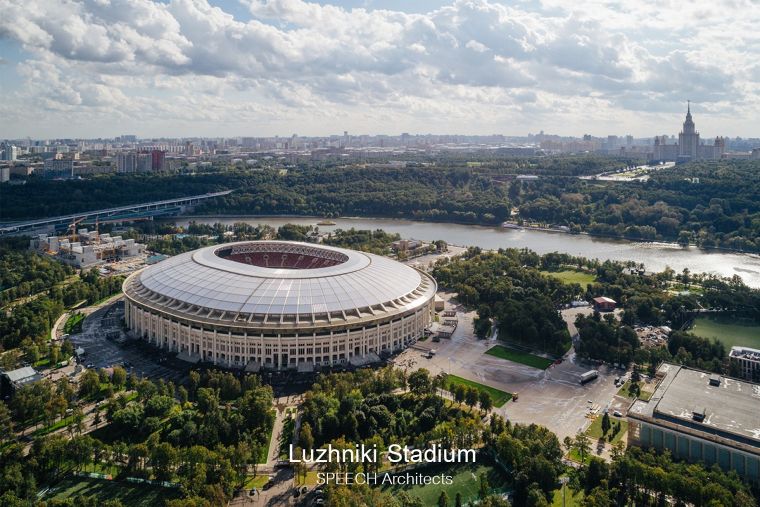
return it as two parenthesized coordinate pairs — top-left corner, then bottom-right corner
(379, 460), (508, 505)
(446, 374), (512, 407)
(586, 415), (628, 445)
(486, 345), (553, 370)
(617, 381), (653, 402)
(567, 448), (590, 465)
(245, 474), (271, 489)
(690, 316), (760, 350)
(551, 484), (584, 507)
(34, 357), (52, 368)
(32, 415), (76, 437)
(540, 269), (596, 286)
(46, 476), (180, 507)
(257, 411), (276, 464)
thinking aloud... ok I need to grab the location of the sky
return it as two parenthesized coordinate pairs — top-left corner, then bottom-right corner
(0, 0), (758, 139)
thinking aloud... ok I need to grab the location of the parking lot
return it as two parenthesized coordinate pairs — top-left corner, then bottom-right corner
(395, 293), (624, 442)
(70, 299), (190, 384)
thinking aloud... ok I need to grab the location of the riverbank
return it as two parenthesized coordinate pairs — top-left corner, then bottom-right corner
(164, 215), (760, 288)
(179, 213), (760, 257)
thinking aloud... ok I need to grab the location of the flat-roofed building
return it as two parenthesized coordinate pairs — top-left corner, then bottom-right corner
(730, 346), (760, 382)
(627, 363), (760, 482)
(0, 366), (42, 400)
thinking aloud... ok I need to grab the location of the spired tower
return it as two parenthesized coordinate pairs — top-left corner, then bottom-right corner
(678, 101), (700, 161)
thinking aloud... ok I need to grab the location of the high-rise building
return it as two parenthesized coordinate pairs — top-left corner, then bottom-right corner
(650, 103), (726, 163)
(1, 144), (18, 161)
(0, 166), (9, 182)
(116, 152), (137, 173)
(678, 101), (699, 160)
(151, 150), (166, 171)
(137, 153), (151, 172)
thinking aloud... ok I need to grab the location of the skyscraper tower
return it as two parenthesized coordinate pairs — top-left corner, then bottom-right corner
(678, 100), (700, 161)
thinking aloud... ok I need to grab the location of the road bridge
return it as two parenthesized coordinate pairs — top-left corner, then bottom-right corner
(0, 190), (232, 235)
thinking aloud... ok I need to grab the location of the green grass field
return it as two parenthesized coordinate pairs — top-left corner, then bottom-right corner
(445, 374), (512, 407)
(245, 474), (271, 489)
(540, 269), (596, 286)
(616, 381), (652, 401)
(689, 316), (760, 350)
(585, 415), (628, 445)
(46, 477), (180, 506)
(551, 484), (584, 507)
(486, 345), (554, 370)
(63, 313), (85, 334)
(379, 461), (508, 505)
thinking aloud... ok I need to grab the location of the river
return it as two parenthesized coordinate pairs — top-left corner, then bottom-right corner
(170, 216), (760, 288)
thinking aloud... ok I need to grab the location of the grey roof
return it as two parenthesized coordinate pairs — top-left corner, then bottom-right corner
(3, 366), (40, 383)
(629, 363), (760, 449)
(126, 241), (435, 324)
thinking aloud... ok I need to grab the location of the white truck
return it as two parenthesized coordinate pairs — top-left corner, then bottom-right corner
(580, 369), (599, 384)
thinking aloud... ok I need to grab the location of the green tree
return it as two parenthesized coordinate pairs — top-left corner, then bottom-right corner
(574, 432), (591, 464)
(407, 369), (432, 396)
(601, 412), (611, 436)
(111, 366), (127, 388)
(438, 490), (449, 507)
(465, 387), (479, 410)
(479, 390), (493, 413)
(0, 402), (12, 443)
(479, 472), (490, 499)
(453, 384), (466, 405)
(151, 442), (178, 482)
(299, 422), (315, 451)
(78, 370), (100, 398)
(177, 386), (189, 405)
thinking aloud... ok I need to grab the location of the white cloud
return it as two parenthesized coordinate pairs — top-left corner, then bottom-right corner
(0, 0), (757, 137)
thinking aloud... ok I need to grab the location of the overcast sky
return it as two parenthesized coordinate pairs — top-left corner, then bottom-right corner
(0, 0), (758, 139)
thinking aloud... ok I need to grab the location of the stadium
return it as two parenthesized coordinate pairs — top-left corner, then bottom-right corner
(123, 241), (437, 371)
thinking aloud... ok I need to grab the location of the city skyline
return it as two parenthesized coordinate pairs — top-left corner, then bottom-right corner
(1, 0), (759, 138)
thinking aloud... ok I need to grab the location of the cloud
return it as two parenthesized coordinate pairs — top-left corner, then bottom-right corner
(0, 0), (757, 136)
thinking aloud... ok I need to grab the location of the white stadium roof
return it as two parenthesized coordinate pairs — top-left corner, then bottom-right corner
(125, 241), (435, 327)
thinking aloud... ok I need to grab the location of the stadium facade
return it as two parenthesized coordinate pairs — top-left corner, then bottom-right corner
(123, 241), (437, 371)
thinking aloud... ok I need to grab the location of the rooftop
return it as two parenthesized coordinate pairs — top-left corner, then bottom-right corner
(730, 346), (760, 361)
(629, 363), (760, 451)
(1, 366), (40, 383)
(125, 240), (436, 327)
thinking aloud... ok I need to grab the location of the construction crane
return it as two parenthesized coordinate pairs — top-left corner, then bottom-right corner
(67, 216), (85, 243)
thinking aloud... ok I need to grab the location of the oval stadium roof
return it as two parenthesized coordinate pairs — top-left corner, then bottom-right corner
(125, 241), (435, 325)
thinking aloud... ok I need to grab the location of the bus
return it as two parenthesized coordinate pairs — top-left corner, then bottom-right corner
(580, 370), (599, 384)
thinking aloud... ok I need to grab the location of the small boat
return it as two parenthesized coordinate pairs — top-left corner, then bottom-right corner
(316, 219), (337, 226)
(501, 222), (521, 229)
